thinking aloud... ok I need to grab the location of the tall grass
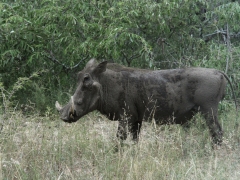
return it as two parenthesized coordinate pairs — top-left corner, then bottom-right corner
(0, 105), (239, 180)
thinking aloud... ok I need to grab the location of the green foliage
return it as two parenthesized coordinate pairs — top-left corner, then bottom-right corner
(0, 0), (239, 112)
(0, 71), (40, 118)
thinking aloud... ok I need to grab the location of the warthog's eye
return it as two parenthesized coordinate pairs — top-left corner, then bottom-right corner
(82, 73), (93, 91)
(83, 74), (90, 82)
(84, 76), (89, 81)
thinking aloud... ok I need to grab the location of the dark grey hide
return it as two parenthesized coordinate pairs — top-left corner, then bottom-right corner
(56, 59), (237, 144)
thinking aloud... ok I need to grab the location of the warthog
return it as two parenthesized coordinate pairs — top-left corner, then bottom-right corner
(56, 59), (237, 144)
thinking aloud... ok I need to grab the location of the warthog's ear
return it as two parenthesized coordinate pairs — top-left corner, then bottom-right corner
(93, 61), (108, 75)
(85, 58), (97, 68)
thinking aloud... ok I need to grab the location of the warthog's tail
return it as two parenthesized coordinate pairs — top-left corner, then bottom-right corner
(219, 71), (238, 111)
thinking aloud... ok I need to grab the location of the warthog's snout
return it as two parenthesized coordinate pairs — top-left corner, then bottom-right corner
(55, 96), (77, 122)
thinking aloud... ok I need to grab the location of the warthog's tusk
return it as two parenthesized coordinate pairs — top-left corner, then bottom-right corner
(55, 101), (62, 111)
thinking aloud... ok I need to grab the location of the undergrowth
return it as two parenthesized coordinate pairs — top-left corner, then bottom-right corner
(0, 105), (239, 180)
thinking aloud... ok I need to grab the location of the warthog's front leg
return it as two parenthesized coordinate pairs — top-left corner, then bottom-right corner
(116, 119), (128, 141)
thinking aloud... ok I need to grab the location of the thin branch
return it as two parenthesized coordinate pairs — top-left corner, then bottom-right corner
(46, 51), (69, 70)
(204, 30), (227, 37)
(121, 51), (131, 66)
(221, 28), (226, 42)
(121, 50), (141, 67)
(203, 29), (240, 42)
(45, 51), (88, 72)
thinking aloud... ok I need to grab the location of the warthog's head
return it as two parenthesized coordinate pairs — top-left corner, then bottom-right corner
(55, 59), (107, 123)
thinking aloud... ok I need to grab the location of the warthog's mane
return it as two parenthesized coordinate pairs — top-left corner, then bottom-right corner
(106, 63), (151, 73)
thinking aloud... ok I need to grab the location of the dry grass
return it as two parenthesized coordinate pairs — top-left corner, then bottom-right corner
(0, 107), (240, 180)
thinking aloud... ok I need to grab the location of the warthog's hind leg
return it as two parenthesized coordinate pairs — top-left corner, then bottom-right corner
(201, 106), (223, 145)
(130, 121), (142, 142)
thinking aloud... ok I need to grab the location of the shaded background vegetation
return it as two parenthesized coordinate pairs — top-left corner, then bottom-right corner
(1, 1), (240, 179)
(1, 0), (240, 113)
